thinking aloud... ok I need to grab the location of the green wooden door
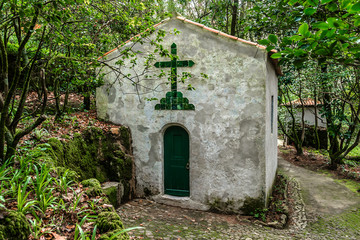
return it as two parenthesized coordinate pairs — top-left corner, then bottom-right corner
(164, 126), (190, 196)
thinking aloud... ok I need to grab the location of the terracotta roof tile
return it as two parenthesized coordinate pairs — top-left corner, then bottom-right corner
(177, 16), (186, 21)
(183, 19), (204, 28)
(284, 98), (322, 107)
(218, 31), (238, 40)
(153, 22), (163, 28)
(202, 26), (220, 34)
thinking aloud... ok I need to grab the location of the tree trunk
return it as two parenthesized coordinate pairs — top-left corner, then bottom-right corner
(320, 63), (339, 169)
(54, 78), (61, 119)
(313, 89), (321, 149)
(295, 143), (303, 156)
(230, 0), (239, 36)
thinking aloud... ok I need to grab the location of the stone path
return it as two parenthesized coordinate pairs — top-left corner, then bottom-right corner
(279, 158), (360, 221)
(117, 156), (360, 240)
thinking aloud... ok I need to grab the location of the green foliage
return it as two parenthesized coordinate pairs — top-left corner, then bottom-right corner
(54, 169), (74, 194)
(16, 177), (36, 214)
(28, 219), (47, 239)
(0, 0), (163, 161)
(35, 189), (57, 214)
(0, 195), (5, 209)
(259, 0), (360, 67)
(251, 208), (268, 222)
(254, 0), (360, 165)
(0, 145), (131, 239)
(32, 164), (53, 201)
(347, 145), (360, 157)
(74, 215), (89, 240)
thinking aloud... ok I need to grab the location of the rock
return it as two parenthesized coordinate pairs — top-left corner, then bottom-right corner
(96, 212), (129, 240)
(102, 182), (124, 208)
(308, 153), (317, 160)
(281, 214), (287, 225)
(82, 178), (104, 197)
(36, 127), (135, 202)
(0, 210), (31, 240)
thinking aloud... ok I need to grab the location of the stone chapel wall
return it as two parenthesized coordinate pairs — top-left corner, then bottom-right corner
(96, 18), (277, 212)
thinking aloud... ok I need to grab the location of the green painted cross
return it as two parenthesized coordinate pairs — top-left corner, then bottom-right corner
(154, 43), (196, 110)
(154, 43), (195, 95)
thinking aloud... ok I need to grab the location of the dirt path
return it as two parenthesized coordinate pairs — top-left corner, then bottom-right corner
(117, 156), (360, 240)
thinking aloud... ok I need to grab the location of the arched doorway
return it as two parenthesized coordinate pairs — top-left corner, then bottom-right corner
(164, 126), (190, 196)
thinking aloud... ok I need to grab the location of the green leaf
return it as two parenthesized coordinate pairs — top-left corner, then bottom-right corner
(340, 0), (352, 10)
(290, 35), (304, 41)
(304, 8), (317, 15)
(326, 2), (338, 11)
(327, 17), (338, 27)
(315, 48), (329, 55)
(320, 30), (329, 39)
(307, 0), (319, 7)
(298, 23), (309, 36)
(289, 0), (299, 6)
(266, 46), (275, 51)
(321, 0), (333, 4)
(310, 42), (319, 49)
(294, 49), (307, 56)
(282, 37), (292, 45)
(354, 18), (360, 27)
(350, 2), (360, 12)
(313, 22), (329, 29)
(270, 53), (282, 59)
(258, 39), (270, 45)
(349, 47), (360, 53)
(342, 43), (349, 49)
(315, 30), (323, 40)
(326, 29), (336, 37)
(268, 34), (278, 44)
(329, 40), (338, 50)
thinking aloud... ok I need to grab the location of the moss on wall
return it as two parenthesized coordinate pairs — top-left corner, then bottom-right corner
(40, 127), (132, 182)
(119, 126), (131, 151)
(37, 127), (134, 202)
(0, 210), (31, 240)
(103, 185), (118, 208)
(240, 196), (266, 215)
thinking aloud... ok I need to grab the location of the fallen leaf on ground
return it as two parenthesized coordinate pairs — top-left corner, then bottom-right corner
(52, 232), (66, 240)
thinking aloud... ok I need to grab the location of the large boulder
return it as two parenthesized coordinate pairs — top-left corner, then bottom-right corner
(38, 127), (135, 203)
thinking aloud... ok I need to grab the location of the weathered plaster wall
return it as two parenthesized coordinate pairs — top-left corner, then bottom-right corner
(96, 18), (277, 211)
(265, 58), (278, 203)
(295, 107), (327, 128)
